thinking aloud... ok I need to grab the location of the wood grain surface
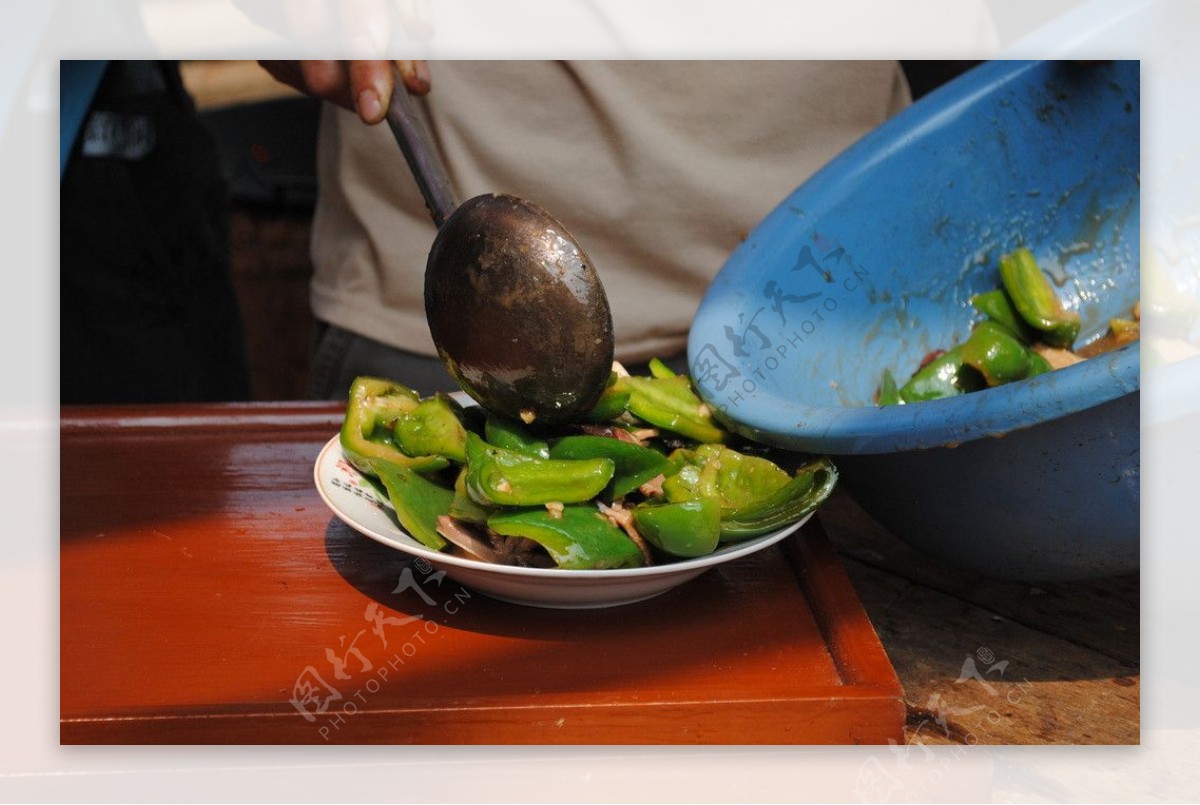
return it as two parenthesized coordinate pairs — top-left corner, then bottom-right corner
(60, 404), (903, 745)
(819, 492), (1139, 746)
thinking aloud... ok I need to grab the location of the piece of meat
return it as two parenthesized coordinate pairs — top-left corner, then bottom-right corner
(436, 516), (503, 563)
(597, 500), (654, 566)
(638, 474), (666, 498)
(1033, 343), (1085, 370)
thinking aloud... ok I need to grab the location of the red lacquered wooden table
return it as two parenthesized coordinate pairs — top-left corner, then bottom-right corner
(60, 403), (903, 744)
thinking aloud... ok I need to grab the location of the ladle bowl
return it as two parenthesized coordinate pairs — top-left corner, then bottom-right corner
(425, 193), (614, 423)
(385, 68), (614, 423)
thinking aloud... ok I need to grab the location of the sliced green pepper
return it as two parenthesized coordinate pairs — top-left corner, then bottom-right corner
(372, 463), (452, 551)
(960, 320), (1034, 386)
(647, 357), (677, 379)
(719, 456), (838, 542)
(620, 374), (728, 444)
(969, 288), (1038, 344)
(1109, 317), (1140, 337)
(662, 455), (716, 505)
(339, 376), (450, 476)
(487, 505), (644, 569)
(484, 414), (550, 458)
(898, 346), (986, 403)
(337, 369), (840, 569)
(548, 434), (672, 499)
(449, 467), (491, 524)
(876, 367), (902, 407)
(582, 372), (632, 423)
(711, 444), (791, 510)
(463, 432), (615, 507)
(658, 447), (836, 543)
(632, 498), (720, 558)
(999, 247), (1080, 349)
(664, 446), (698, 475)
(1027, 350), (1053, 377)
(662, 444), (791, 511)
(392, 393), (469, 463)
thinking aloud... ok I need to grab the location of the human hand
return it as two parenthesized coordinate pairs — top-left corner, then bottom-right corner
(258, 60), (430, 125)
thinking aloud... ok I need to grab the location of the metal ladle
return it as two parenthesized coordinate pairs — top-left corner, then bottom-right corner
(384, 70), (615, 425)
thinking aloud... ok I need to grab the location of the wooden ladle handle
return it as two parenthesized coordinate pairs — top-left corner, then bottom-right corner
(384, 64), (459, 228)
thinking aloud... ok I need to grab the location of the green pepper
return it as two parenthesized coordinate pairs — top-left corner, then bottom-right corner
(632, 498), (720, 558)
(372, 462), (452, 551)
(662, 444), (791, 511)
(449, 467), (491, 524)
(392, 393), (469, 463)
(1027, 350), (1053, 377)
(1109, 317), (1140, 337)
(647, 357), (677, 379)
(719, 456), (838, 542)
(487, 505), (644, 569)
(484, 414), (550, 458)
(712, 444), (791, 510)
(960, 320), (1034, 386)
(582, 372), (632, 423)
(463, 432), (615, 507)
(620, 374), (728, 444)
(339, 376), (450, 477)
(664, 446), (698, 474)
(548, 434), (673, 499)
(659, 447), (836, 543)
(876, 368), (902, 407)
(999, 247), (1080, 349)
(969, 288), (1038, 344)
(661, 454), (717, 504)
(898, 346), (986, 403)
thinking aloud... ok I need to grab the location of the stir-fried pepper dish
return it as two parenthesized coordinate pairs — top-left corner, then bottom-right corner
(877, 247), (1140, 405)
(341, 361), (837, 569)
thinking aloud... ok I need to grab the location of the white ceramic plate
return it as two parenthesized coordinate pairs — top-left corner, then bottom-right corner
(313, 435), (812, 609)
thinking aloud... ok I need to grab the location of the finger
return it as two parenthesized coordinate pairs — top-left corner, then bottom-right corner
(260, 60), (353, 110)
(395, 60), (430, 95)
(260, 60), (368, 115)
(347, 60), (393, 124)
(258, 60), (306, 93)
(299, 60), (355, 110)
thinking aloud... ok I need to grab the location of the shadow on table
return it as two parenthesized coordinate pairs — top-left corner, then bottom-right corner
(819, 489), (1139, 680)
(322, 515), (797, 642)
(321, 514), (883, 720)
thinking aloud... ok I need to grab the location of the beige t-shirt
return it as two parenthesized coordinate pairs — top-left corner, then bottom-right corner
(311, 61), (910, 363)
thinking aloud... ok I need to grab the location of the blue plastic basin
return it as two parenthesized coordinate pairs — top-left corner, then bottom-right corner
(688, 60), (1139, 581)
